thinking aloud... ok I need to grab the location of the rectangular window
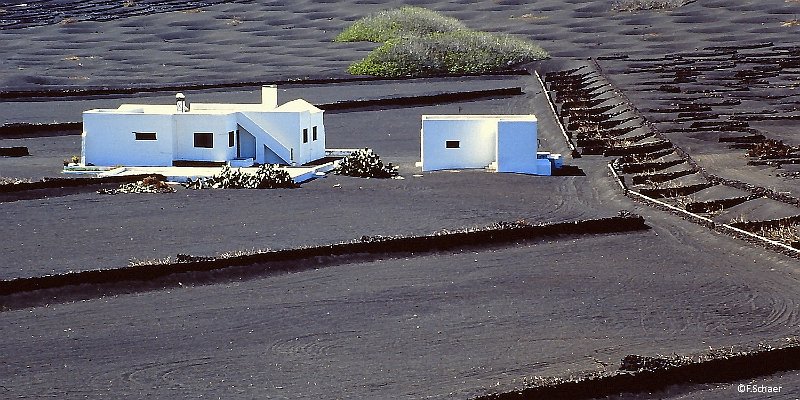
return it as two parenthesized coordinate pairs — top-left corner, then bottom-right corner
(194, 132), (214, 148)
(445, 140), (460, 149)
(312, 126), (318, 141)
(228, 131), (235, 147)
(134, 132), (157, 141)
(302, 128), (308, 143)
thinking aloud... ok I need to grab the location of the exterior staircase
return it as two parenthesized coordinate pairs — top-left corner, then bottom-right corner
(236, 112), (292, 164)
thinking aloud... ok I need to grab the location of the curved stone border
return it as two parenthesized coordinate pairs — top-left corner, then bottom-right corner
(607, 163), (800, 257)
(475, 343), (800, 400)
(534, 70), (578, 157)
(0, 174), (166, 194)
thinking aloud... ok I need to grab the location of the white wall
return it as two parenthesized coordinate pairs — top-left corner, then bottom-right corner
(82, 111), (174, 166)
(296, 110), (325, 165)
(421, 118), (497, 171)
(174, 113), (237, 162)
(496, 119), (538, 174)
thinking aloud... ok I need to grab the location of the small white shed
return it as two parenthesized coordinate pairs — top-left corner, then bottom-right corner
(419, 115), (553, 175)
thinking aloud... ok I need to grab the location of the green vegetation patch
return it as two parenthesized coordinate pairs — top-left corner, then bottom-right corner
(336, 6), (548, 77)
(335, 6), (465, 43)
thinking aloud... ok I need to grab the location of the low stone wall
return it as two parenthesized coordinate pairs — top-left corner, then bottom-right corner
(0, 215), (648, 304)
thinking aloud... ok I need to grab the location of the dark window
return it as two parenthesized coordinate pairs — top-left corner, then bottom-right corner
(445, 140), (460, 149)
(194, 132), (213, 148)
(302, 128), (308, 143)
(134, 132), (157, 141)
(228, 131), (235, 147)
(312, 126), (318, 141)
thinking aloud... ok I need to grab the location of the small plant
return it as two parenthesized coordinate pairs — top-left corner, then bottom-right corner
(729, 214), (750, 225)
(184, 164), (296, 189)
(98, 175), (175, 195)
(781, 19), (800, 27)
(129, 256), (172, 267)
(612, 0), (689, 11)
(0, 177), (32, 185)
(63, 155), (81, 166)
(332, 148), (398, 178)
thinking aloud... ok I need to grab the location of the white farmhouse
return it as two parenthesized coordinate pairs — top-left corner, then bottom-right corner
(419, 115), (557, 175)
(81, 86), (325, 167)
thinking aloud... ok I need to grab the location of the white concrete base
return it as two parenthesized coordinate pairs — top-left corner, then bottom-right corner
(229, 158), (255, 168)
(98, 162), (337, 184)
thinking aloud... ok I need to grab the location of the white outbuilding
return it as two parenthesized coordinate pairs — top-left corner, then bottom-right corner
(419, 115), (557, 175)
(81, 85), (325, 167)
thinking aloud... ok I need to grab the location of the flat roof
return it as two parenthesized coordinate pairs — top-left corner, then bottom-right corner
(422, 114), (537, 121)
(84, 100), (318, 115)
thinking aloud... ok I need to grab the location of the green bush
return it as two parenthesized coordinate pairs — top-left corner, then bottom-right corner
(348, 31), (548, 76)
(332, 148), (398, 178)
(334, 6), (465, 43)
(184, 164), (296, 189)
(337, 7), (548, 77)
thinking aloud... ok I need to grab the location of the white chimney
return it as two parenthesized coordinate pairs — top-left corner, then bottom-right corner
(261, 85), (278, 109)
(176, 93), (188, 112)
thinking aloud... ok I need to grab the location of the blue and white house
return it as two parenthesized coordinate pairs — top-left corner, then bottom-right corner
(81, 85), (325, 167)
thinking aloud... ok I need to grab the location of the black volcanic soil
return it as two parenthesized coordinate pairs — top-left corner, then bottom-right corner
(1, 1), (799, 399)
(1, 216), (798, 399)
(1, 0), (798, 91)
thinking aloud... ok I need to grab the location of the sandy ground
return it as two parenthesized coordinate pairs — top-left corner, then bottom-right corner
(1, 1), (799, 398)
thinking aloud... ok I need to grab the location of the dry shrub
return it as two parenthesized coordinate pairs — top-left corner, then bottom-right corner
(184, 165), (296, 189)
(332, 148), (398, 178)
(755, 222), (800, 244)
(612, 0), (689, 11)
(0, 177), (32, 185)
(781, 19), (800, 27)
(746, 139), (796, 159)
(98, 175), (175, 195)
